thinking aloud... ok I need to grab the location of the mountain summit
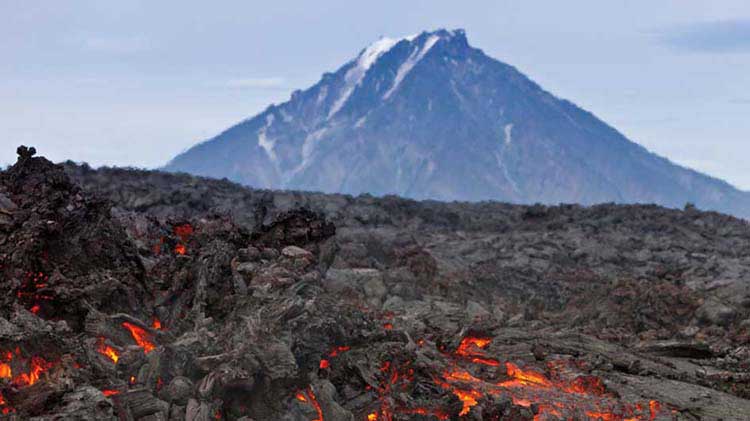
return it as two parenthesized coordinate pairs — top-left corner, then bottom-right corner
(165, 29), (750, 218)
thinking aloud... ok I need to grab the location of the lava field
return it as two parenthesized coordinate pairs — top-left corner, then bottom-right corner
(1, 146), (750, 420)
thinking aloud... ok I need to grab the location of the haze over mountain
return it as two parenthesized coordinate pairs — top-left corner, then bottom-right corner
(165, 29), (750, 218)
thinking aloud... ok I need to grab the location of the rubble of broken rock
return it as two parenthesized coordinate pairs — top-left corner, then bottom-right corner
(1, 147), (749, 420)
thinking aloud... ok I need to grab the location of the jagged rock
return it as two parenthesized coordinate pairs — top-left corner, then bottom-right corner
(696, 298), (737, 327)
(1, 150), (750, 420)
(162, 376), (194, 405)
(281, 246), (313, 260)
(27, 386), (116, 421)
(311, 380), (354, 421)
(466, 300), (491, 321)
(636, 340), (714, 359)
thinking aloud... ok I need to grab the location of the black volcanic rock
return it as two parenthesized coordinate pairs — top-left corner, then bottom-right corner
(4, 149), (750, 420)
(164, 29), (750, 218)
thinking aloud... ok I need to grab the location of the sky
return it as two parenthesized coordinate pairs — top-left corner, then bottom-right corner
(1, 1), (749, 189)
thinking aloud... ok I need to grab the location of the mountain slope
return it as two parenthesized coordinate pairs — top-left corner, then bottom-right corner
(164, 29), (750, 218)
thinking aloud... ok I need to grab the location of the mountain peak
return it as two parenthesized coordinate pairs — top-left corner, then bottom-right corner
(357, 28), (468, 65)
(164, 29), (750, 219)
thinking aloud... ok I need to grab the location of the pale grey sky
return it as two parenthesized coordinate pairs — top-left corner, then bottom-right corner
(1, 1), (749, 189)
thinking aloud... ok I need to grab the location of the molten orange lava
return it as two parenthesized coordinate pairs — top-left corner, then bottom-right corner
(454, 388), (482, 415)
(455, 336), (491, 356)
(174, 223), (194, 241)
(534, 404), (562, 421)
(0, 350), (58, 389)
(453, 336), (500, 367)
(152, 317), (162, 330)
(172, 224), (193, 256)
(174, 244), (187, 255)
(397, 407), (449, 420)
(97, 338), (119, 364)
(319, 359), (330, 369)
(122, 322), (156, 353)
(564, 375), (608, 396)
(102, 389), (120, 397)
(327, 346), (350, 357)
(12, 356), (53, 386)
(0, 391), (13, 415)
(0, 362), (10, 379)
(435, 371), (483, 417)
(297, 387), (324, 421)
(649, 400), (660, 420)
(499, 362), (553, 388)
(430, 337), (668, 420)
(367, 412), (378, 421)
(443, 367), (484, 383)
(586, 412), (618, 421)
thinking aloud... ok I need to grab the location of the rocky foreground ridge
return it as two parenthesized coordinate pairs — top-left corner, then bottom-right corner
(0, 147), (749, 420)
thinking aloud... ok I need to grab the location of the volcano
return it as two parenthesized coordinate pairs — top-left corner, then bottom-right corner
(165, 29), (750, 218)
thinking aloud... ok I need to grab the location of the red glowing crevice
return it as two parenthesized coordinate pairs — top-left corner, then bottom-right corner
(122, 322), (156, 353)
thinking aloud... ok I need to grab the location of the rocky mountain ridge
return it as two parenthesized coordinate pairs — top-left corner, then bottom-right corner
(165, 29), (750, 218)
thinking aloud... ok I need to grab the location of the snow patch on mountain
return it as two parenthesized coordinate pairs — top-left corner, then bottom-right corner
(504, 123), (513, 145)
(328, 37), (402, 119)
(257, 115), (277, 163)
(288, 127), (329, 180)
(495, 151), (519, 194)
(384, 35), (441, 100)
(279, 109), (293, 123)
(316, 86), (328, 105)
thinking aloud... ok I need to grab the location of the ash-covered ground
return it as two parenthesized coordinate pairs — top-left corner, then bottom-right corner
(1, 146), (750, 420)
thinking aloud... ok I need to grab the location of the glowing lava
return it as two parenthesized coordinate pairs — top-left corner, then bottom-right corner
(0, 391), (13, 415)
(122, 322), (156, 353)
(455, 336), (491, 356)
(0, 362), (10, 379)
(327, 346), (350, 357)
(429, 336), (669, 420)
(498, 362), (553, 388)
(296, 387), (324, 421)
(173, 223), (194, 240)
(397, 408), (449, 420)
(318, 345), (350, 370)
(17, 271), (51, 316)
(173, 223), (194, 255)
(453, 336), (500, 367)
(649, 400), (660, 420)
(97, 338), (119, 364)
(454, 389), (482, 415)
(12, 356), (53, 386)
(102, 389), (120, 397)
